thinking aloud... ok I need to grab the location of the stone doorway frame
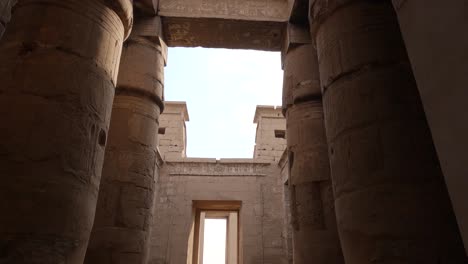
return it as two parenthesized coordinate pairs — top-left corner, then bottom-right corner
(191, 201), (242, 264)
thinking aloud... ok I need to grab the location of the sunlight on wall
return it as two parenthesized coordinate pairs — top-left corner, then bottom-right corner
(203, 218), (227, 264)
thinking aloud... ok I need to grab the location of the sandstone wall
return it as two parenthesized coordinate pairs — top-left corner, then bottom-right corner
(279, 151), (293, 264)
(158, 102), (189, 159)
(254, 106), (287, 162)
(149, 158), (287, 264)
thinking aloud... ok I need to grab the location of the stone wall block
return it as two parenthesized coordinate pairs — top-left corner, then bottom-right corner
(149, 162), (285, 263)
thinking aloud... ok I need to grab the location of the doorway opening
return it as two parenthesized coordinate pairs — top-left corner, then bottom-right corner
(203, 218), (227, 264)
(191, 201), (241, 264)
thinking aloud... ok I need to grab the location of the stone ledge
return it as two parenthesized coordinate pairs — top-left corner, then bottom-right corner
(162, 17), (284, 51)
(164, 160), (273, 177)
(165, 157), (217, 163)
(218, 158), (271, 164)
(168, 173), (267, 177)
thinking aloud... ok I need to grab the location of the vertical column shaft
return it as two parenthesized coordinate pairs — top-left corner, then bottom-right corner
(0, 0), (132, 263)
(392, 0), (468, 253)
(283, 43), (344, 264)
(311, 1), (466, 263)
(84, 16), (166, 264)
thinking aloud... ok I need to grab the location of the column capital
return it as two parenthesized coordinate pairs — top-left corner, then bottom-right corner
(18, 0), (133, 38)
(282, 43), (322, 114)
(130, 15), (168, 65)
(117, 15), (167, 113)
(16, 0), (134, 40)
(101, 0), (134, 39)
(281, 23), (311, 69)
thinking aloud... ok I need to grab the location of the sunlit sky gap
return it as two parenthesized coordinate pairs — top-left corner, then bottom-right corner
(203, 218), (227, 264)
(164, 48), (283, 159)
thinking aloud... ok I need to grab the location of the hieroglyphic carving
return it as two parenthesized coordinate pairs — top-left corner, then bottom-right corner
(159, 0), (290, 21)
(167, 161), (270, 177)
(162, 17), (283, 51)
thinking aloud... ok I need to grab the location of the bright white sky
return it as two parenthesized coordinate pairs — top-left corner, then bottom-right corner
(203, 218), (227, 264)
(165, 47), (283, 159)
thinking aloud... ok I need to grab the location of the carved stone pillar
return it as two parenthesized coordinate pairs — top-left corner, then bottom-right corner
(310, 1), (466, 263)
(283, 25), (344, 264)
(0, 0), (132, 263)
(392, 0), (468, 254)
(0, 0), (16, 38)
(84, 16), (166, 264)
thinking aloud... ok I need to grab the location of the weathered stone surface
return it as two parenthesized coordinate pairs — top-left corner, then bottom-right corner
(282, 27), (344, 262)
(84, 16), (164, 264)
(281, 23), (310, 64)
(167, 160), (270, 177)
(158, 0), (290, 22)
(313, 1), (467, 263)
(149, 159), (286, 264)
(392, 0), (468, 253)
(152, 0), (292, 51)
(253, 106), (287, 163)
(0, 0), (16, 39)
(148, 103), (288, 263)
(287, 102), (329, 184)
(162, 17), (283, 51)
(0, 0), (132, 263)
(156, 0), (293, 50)
(286, 101), (344, 264)
(158, 102), (189, 159)
(282, 44), (321, 111)
(1, 0), (465, 263)
(279, 152), (293, 264)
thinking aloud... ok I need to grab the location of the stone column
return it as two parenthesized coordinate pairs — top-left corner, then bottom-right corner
(84, 16), (167, 264)
(282, 24), (344, 264)
(310, 1), (467, 263)
(0, 0), (16, 39)
(0, 0), (132, 263)
(392, 0), (468, 253)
